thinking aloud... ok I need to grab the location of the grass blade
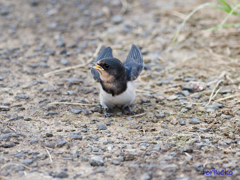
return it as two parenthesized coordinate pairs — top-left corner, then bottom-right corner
(219, 3), (240, 25)
(218, 0), (232, 10)
(172, 3), (216, 44)
(215, 3), (240, 16)
(205, 23), (240, 31)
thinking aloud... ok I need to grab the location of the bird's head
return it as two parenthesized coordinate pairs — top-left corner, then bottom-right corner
(93, 58), (126, 82)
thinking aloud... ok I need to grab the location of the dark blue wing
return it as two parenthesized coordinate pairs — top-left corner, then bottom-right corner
(124, 45), (143, 81)
(91, 47), (113, 82)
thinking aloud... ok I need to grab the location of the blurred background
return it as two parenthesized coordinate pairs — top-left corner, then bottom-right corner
(1, 0), (240, 180)
(0, 0), (239, 77)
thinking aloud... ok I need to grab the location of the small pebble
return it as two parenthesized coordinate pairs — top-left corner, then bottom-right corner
(70, 108), (82, 114)
(45, 141), (55, 148)
(0, 106), (10, 111)
(179, 119), (186, 125)
(97, 123), (107, 130)
(221, 114), (231, 119)
(45, 111), (58, 116)
(2, 142), (15, 148)
(60, 59), (70, 65)
(20, 159), (34, 165)
(57, 139), (66, 148)
(90, 156), (104, 166)
(54, 171), (69, 178)
(112, 15), (123, 24)
(15, 94), (29, 99)
(189, 118), (201, 124)
(70, 134), (82, 140)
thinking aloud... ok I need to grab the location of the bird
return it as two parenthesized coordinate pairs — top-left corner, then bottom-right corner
(91, 44), (144, 117)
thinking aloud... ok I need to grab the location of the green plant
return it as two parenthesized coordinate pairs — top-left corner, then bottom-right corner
(173, 0), (240, 43)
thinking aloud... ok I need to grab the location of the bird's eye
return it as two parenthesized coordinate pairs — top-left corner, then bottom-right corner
(104, 64), (110, 69)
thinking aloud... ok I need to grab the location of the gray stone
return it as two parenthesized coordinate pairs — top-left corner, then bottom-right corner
(189, 118), (201, 124)
(236, 110), (240, 116)
(66, 78), (83, 85)
(179, 119), (186, 125)
(56, 40), (65, 47)
(160, 164), (178, 171)
(177, 177), (191, 180)
(45, 111), (58, 116)
(16, 94), (29, 99)
(54, 171), (69, 178)
(206, 102), (223, 112)
(92, 147), (99, 152)
(81, 128), (87, 133)
(181, 108), (189, 113)
(182, 145), (193, 153)
(167, 94), (178, 101)
(112, 160), (120, 165)
(28, 63), (39, 68)
(183, 77), (195, 82)
(155, 113), (165, 119)
(1, 7), (9, 16)
(15, 153), (26, 158)
(152, 144), (161, 151)
(0, 157), (4, 164)
(182, 85), (194, 92)
(82, 109), (89, 115)
(30, 0), (39, 6)
(0, 106), (10, 111)
(60, 59), (70, 65)
(2, 143), (15, 148)
(30, 139), (38, 144)
(112, 15), (123, 24)
(106, 120), (111, 126)
(45, 141), (55, 148)
(140, 173), (151, 180)
(37, 153), (47, 160)
(90, 156), (104, 166)
(20, 159), (34, 165)
(71, 108), (81, 114)
(205, 106), (217, 112)
(130, 122), (138, 129)
(57, 139), (66, 147)
(97, 123), (107, 130)
(70, 134), (82, 140)
(221, 114), (231, 119)
(192, 162), (203, 169)
(179, 90), (190, 96)
(163, 130), (170, 136)
(220, 89), (231, 94)
(0, 134), (10, 141)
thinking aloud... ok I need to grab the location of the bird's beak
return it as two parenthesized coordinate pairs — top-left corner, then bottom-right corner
(93, 65), (104, 71)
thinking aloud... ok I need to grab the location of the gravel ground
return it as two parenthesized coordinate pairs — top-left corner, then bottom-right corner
(1, 0), (240, 180)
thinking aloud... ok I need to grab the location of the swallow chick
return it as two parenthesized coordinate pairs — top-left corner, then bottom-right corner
(91, 45), (144, 118)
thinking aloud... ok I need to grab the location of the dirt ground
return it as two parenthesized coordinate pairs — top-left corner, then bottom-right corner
(1, 0), (240, 179)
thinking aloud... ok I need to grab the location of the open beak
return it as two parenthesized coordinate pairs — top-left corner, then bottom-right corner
(93, 65), (104, 71)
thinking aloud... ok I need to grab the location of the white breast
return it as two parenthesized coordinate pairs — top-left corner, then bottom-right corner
(99, 81), (136, 109)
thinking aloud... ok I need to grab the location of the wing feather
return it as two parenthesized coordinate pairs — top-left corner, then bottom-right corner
(124, 45), (143, 81)
(91, 47), (113, 82)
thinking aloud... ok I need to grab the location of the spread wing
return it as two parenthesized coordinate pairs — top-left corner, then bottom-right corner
(124, 45), (143, 81)
(91, 47), (113, 82)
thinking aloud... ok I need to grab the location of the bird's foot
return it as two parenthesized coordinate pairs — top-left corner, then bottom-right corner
(123, 106), (135, 115)
(104, 108), (113, 118)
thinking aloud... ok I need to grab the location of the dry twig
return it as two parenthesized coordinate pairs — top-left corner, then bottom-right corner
(215, 94), (239, 102)
(6, 125), (16, 132)
(43, 43), (102, 77)
(205, 79), (224, 106)
(45, 147), (53, 163)
(48, 102), (95, 106)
